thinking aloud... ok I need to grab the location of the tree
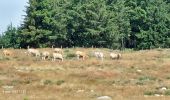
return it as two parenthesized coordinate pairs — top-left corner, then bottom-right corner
(0, 24), (19, 48)
(16, 0), (170, 49)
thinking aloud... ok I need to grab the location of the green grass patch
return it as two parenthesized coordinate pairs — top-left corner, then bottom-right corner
(165, 90), (170, 95)
(144, 90), (162, 96)
(0, 57), (10, 61)
(43, 79), (65, 85)
(138, 76), (156, 81)
(166, 76), (170, 80)
(66, 53), (76, 58)
(64, 49), (70, 53)
(43, 80), (53, 85)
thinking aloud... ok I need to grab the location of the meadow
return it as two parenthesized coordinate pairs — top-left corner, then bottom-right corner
(0, 48), (170, 100)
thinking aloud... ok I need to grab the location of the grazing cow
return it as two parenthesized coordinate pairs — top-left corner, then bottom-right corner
(52, 53), (63, 61)
(27, 48), (41, 57)
(75, 51), (87, 60)
(41, 51), (50, 60)
(54, 48), (63, 54)
(94, 51), (104, 61)
(3, 50), (13, 56)
(110, 53), (121, 60)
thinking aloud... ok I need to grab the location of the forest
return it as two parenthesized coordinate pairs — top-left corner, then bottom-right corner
(0, 0), (170, 49)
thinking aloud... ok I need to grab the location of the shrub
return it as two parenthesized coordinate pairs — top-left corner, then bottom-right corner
(64, 49), (70, 53)
(144, 90), (161, 96)
(10, 80), (21, 86)
(144, 91), (155, 96)
(0, 57), (10, 61)
(56, 80), (65, 85)
(166, 76), (170, 80)
(23, 80), (31, 84)
(165, 90), (170, 95)
(43, 80), (52, 85)
(138, 76), (156, 81)
(136, 81), (144, 85)
(66, 53), (76, 58)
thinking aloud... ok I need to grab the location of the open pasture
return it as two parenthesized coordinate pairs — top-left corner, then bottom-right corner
(0, 48), (170, 100)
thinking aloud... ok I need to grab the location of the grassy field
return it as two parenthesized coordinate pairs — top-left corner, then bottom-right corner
(0, 48), (170, 100)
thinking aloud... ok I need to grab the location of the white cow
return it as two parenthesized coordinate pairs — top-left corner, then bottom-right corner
(75, 51), (87, 60)
(54, 48), (63, 54)
(3, 50), (13, 56)
(41, 51), (50, 60)
(52, 53), (63, 61)
(27, 48), (41, 57)
(110, 53), (121, 59)
(94, 51), (104, 61)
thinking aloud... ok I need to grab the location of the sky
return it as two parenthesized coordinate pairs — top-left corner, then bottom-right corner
(0, 0), (28, 34)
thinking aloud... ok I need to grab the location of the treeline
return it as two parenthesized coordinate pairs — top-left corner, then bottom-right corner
(0, 0), (170, 49)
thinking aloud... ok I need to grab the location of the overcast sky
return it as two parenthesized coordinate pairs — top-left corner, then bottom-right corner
(0, 0), (28, 34)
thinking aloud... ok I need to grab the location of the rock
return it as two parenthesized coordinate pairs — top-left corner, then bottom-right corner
(97, 96), (112, 100)
(154, 94), (160, 97)
(160, 87), (167, 91)
(90, 90), (94, 92)
(137, 69), (142, 72)
(40, 80), (45, 85)
(76, 89), (84, 93)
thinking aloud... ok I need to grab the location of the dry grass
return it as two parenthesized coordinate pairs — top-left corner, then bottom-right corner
(0, 48), (170, 100)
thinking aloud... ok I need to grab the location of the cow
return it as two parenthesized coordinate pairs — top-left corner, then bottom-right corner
(52, 53), (63, 61)
(54, 48), (63, 54)
(110, 53), (121, 60)
(27, 48), (41, 57)
(94, 51), (104, 61)
(3, 50), (13, 56)
(41, 51), (50, 60)
(75, 51), (88, 60)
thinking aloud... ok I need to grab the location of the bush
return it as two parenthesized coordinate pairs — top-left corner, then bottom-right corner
(138, 76), (156, 81)
(56, 80), (65, 85)
(136, 81), (144, 85)
(64, 49), (70, 53)
(43, 80), (65, 85)
(144, 90), (161, 96)
(43, 80), (52, 85)
(165, 90), (170, 95)
(0, 56), (10, 61)
(166, 76), (170, 79)
(66, 53), (76, 58)
(10, 80), (21, 86)
(144, 91), (155, 96)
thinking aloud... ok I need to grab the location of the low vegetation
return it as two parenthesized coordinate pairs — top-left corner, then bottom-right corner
(0, 48), (170, 100)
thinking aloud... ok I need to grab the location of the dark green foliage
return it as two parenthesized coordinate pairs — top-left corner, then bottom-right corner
(0, 0), (170, 49)
(0, 24), (19, 48)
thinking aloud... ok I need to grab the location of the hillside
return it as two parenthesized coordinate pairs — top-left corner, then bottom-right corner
(0, 48), (170, 100)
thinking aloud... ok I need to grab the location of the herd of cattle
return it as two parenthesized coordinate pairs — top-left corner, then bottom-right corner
(2, 48), (121, 61)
